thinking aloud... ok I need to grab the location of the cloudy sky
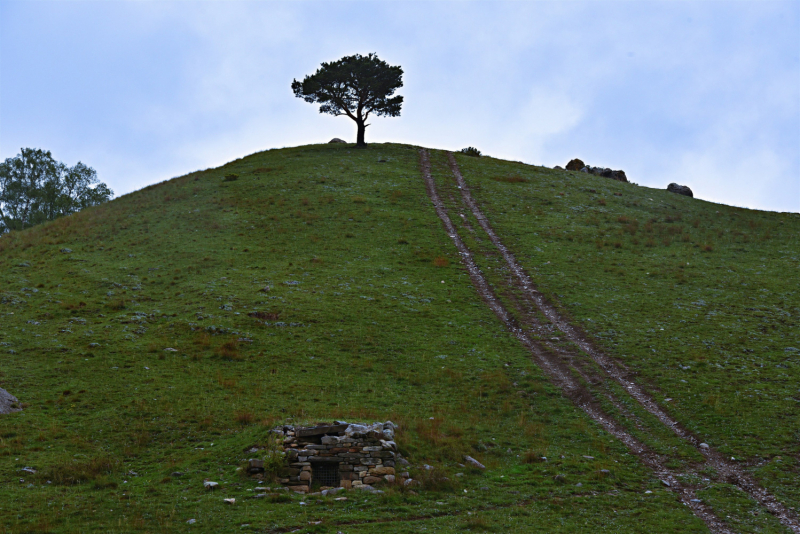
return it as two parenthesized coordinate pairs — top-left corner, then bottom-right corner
(1, 1), (798, 212)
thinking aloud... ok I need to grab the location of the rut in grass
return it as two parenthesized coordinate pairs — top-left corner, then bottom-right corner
(442, 150), (800, 534)
(419, 149), (737, 534)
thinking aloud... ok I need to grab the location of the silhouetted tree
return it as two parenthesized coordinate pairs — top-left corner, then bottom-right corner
(0, 148), (112, 233)
(292, 53), (403, 146)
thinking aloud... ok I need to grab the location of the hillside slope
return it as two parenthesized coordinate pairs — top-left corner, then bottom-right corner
(0, 142), (796, 533)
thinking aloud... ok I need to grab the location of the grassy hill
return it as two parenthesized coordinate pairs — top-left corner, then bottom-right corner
(0, 142), (797, 533)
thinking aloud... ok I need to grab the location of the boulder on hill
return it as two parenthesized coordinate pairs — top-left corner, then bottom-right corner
(580, 166), (628, 183)
(0, 388), (21, 414)
(667, 183), (693, 197)
(565, 159), (585, 171)
(329, 138), (347, 144)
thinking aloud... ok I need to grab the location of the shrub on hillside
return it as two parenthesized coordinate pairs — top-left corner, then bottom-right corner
(460, 147), (482, 157)
(223, 173), (239, 182)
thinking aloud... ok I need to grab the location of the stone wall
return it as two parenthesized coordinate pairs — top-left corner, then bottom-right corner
(270, 421), (401, 493)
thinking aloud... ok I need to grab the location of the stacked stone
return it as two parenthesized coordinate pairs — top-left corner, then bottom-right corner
(273, 421), (398, 493)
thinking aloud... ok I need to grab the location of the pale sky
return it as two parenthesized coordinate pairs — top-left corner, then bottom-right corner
(1, 1), (798, 212)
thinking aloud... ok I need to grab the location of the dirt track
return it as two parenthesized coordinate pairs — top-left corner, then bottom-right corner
(420, 149), (800, 533)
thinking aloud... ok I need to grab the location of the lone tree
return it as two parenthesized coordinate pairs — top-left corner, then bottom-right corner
(292, 53), (403, 147)
(0, 148), (112, 233)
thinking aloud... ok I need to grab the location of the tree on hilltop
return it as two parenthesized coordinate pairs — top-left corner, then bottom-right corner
(292, 53), (403, 147)
(0, 148), (112, 233)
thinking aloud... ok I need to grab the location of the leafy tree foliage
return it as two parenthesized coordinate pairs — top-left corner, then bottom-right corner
(0, 148), (113, 233)
(292, 53), (403, 146)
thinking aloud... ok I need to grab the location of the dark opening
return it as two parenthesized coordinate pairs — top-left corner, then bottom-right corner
(311, 463), (339, 487)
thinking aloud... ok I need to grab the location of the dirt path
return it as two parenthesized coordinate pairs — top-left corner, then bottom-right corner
(419, 149), (741, 534)
(434, 152), (800, 533)
(443, 151), (799, 531)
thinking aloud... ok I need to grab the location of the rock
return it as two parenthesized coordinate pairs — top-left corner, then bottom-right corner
(187, 518), (196, 524)
(299, 471), (311, 481)
(403, 478), (416, 487)
(384, 475), (395, 483)
(321, 487), (342, 496)
(423, 464), (434, 470)
(370, 466), (395, 476)
(203, 481), (218, 490)
(554, 166), (564, 170)
(329, 138), (347, 144)
(397, 458), (410, 466)
(566, 159), (585, 171)
(699, 443), (710, 450)
(575, 482), (583, 487)
(464, 456), (486, 469)
(0, 387), (22, 414)
(354, 484), (383, 493)
(223, 498), (235, 504)
(577, 166), (628, 182)
(363, 476), (381, 484)
(554, 474), (567, 483)
(667, 183), (693, 197)
(60, 248), (72, 254)
(289, 485), (309, 493)
(248, 459), (264, 473)
(661, 479), (671, 487)
(335, 496), (348, 501)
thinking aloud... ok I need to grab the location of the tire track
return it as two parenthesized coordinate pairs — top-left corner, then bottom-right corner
(419, 149), (735, 534)
(442, 150), (799, 533)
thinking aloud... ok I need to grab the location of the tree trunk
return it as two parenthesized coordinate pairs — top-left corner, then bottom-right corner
(356, 120), (367, 147)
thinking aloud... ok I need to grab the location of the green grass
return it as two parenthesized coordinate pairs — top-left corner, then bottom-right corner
(0, 142), (794, 532)
(445, 149), (800, 514)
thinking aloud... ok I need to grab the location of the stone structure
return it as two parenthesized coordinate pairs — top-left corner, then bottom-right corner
(667, 183), (693, 197)
(271, 421), (400, 493)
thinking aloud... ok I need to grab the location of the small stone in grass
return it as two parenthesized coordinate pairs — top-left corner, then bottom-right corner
(464, 455), (485, 469)
(223, 498), (235, 504)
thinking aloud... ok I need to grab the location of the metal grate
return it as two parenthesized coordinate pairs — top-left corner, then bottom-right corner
(312, 463), (339, 487)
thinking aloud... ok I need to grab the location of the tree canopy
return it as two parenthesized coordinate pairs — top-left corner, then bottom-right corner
(292, 53), (403, 146)
(0, 148), (112, 233)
